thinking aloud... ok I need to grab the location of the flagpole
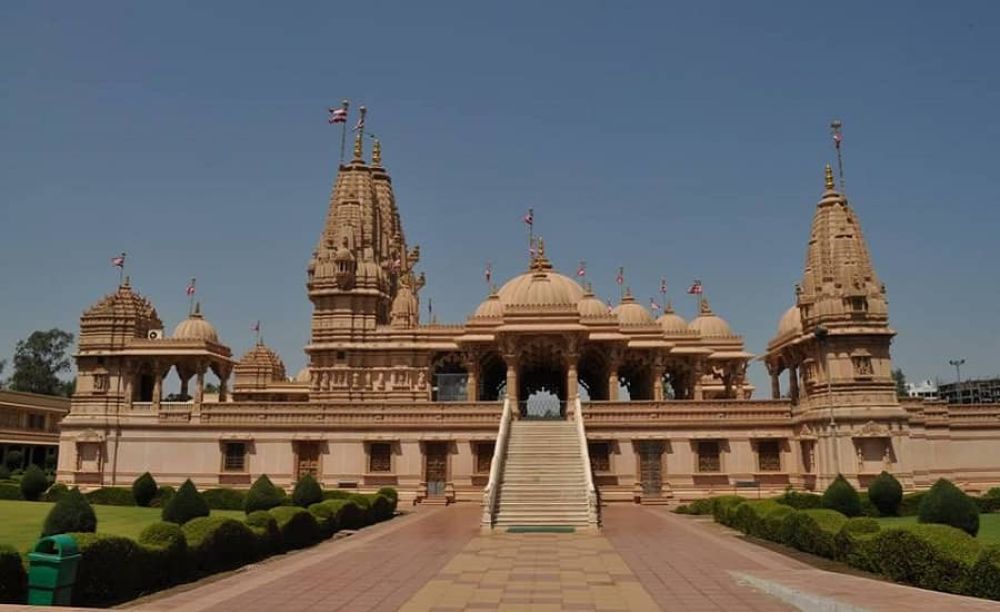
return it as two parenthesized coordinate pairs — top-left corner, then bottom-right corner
(188, 278), (196, 316)
(339, 100), (350, 165)
(527, 208), (534, 265)
(118, 252), (126, 285)
(831, 119), (846, 194)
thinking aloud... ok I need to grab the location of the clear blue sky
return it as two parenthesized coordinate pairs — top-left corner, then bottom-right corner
(2, 1), (998, 393)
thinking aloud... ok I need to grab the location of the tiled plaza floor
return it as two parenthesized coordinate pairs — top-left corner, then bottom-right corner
(114, 504), (1000, 612)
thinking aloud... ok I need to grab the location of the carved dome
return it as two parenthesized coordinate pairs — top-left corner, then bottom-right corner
(688, 299), (735, 337)
(577, 289), (609, 319)
(496, 263), (584, 308)
(611, 292), (654, 326)
(656, 302), (688, 333)
(82, 277), (161, 327)
(776, 305), (803, 339)
(294, 367), (311, 383)
(171, 303), (219, 343)
(472, 292), (504, 319)
(235, 342), (287, 382)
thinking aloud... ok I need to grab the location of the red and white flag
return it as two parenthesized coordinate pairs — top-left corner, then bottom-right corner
(616, 267), (624, 286)
(353, 116), (365, 131)
(251, 320), (260, 333)
(659, 278), (668, 295)
(650, 298), (661, 311)
(833, 131), (842, 148)
(523, 208), (533, 226)
(576, 262), (586, 278)
(484, 262), (492, 284)
(687, 280), (703, 295)
(185, 278), (196, 297)
(328, 107), (348, 124)
(111, 253), (126, 268)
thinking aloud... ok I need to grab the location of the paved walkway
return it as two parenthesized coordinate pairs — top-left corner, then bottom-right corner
(99, 504), (1000, 612)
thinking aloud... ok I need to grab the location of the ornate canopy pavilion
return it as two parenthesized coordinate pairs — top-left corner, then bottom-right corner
(56, 130), (1000, 505)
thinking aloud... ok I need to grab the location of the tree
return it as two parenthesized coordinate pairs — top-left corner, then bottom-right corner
(161, 479), (209, 525)
(42, 487), (97, 536)
(891, 368), (907, 399)
(8, 329), (75, 396)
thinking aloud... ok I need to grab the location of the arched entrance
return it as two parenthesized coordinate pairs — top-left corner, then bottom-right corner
(517, 340), (567, 419)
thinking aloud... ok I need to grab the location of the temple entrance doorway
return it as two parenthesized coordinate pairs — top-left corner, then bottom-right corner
(637, 441), (664, 498)
(295, 442), (320, 479)
(517, 341), (567, 419)
(424, 442), (448, 497)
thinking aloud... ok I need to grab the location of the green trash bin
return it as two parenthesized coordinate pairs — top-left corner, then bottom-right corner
(27, 534), (80, 606)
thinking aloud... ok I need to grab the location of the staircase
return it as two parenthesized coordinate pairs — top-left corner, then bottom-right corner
(493, 420), (594, 528)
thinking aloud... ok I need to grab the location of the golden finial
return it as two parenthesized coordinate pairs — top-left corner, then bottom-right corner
(353, 106), (368, 161)
(824, 164), (835, 191)
(372, 139), (382, 165)
(537, 237), (545, 258)
(353, 132), (363, 160)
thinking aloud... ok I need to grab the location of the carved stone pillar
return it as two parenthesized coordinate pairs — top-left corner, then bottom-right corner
(218, 367), (229, 402)
(566, 357), (579, 403)
(464, 351), (479, 402)
(608, 367), (619, 401)
(152, 361), (163, 411)
(505, 357), (518, 406)
(194, 362), (206, 409)
(651, 359), (665, 401)
(789, 365), (800, 403)
(770, 372), (781, 399)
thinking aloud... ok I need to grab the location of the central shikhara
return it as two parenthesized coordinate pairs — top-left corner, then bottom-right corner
(57, 128), (1000, 517)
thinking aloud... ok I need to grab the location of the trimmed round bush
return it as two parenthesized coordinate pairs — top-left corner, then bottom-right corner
(269, 506), (320, 550)
(900, 491), (926, 516)
(332, 499), (366, 530)
(308, 501), (340, 538)
(731, 500), (784, 538)
(245, 510), (283, 555)
(86, 486), (136, 506)
(183, 516), (259, 574)
(132, 472), (158, 507)
(774, 489), (823, 510)
(150, 485), (175, 508)
(292, 474), (323, 508)
(867, 471), (903, 516)
(872, 524), (979, 594)
(966, 544), (1000, 601)
(0, 545), (26, 604)
(43, 482), (69, 502)
(822, 475), (861, 517)
(20, 464), (48, 501)
(371, 494), (393, 522)
(321, 489), (352, 501)
(377, 487), (399, 513)
(161, 479), (210, 525)
(3, 450), (22, 471)
(919, 478), (980, 536)
(68, 533), (144, 607)
(202, 487), (246, 510)
(42, 487), (97, 536)
(685, 498), (715, 515)
(833, 517), (881, 571)
(244, 475), (285, 514)
(0, 483), (23, 500)
(137, 521), (190, 586)
(711, 495), (745, 526)
(778, 509), (847, 558)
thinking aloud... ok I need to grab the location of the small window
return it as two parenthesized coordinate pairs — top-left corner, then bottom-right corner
(369, 443), (392, 473)
(223, 442), (246, 472)
(848, 296), (868, 312)
(588, 442), (611, 473)
(475, 442), (494, 474)
(757, 440), (781, 472)
(697, 441), (721, 473)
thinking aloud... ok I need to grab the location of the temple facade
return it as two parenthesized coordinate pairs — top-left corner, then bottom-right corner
(56, 130), (1000, 508)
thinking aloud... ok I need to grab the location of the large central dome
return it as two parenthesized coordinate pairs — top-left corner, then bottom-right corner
(495, 244), (584, 308)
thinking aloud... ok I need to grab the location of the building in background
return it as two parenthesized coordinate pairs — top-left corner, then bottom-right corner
(906, 380), (939, 400)
(939, 377), (1000, 405)
(0, 389), (69, 472)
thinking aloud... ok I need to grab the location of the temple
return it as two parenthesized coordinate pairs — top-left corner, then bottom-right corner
(57, 126), (1000, 528)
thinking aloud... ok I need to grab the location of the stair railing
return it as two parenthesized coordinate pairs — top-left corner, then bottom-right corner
(481, 397), (512, 529)
(573, 397), (600, 527)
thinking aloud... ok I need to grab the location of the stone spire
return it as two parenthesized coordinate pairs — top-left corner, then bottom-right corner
(797, 164), (887, 330)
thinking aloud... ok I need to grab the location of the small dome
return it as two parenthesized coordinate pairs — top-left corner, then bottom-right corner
(472, 292), (504, 319)
(578, 289), (610, 319)
(82, 277), (162, 329)
(656, 302), (687, 333)
(688, 299), (734, 337)
(612, 292), (654, 326)
(236, 342), (287, 381)
(776, 305), (803, 338)
(172, 303), (219, 343)
(294, 367), (311, 383)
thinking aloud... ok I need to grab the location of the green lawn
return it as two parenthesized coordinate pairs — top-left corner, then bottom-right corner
(0, 500), (244, 554)
(876, 513), (1000, 544)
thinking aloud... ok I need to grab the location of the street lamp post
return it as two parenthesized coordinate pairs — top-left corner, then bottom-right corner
(948, 359), (966, 404)
(815, 325), (839, 477)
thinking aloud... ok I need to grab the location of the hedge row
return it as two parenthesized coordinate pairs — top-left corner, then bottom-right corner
(713, 497), (1000, 601)
(0, 489), (399, 607)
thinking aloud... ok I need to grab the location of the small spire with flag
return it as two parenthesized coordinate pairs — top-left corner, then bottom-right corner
(251, 320), (261, 344)
(484, 262), (492, 285)
(650, 298), (661, 311)
(830, 119), (846, 193)
(110, 252), (127, 284)
(185, 278), (197, 315)
(687, 279), (703, 295)
(576, 261), (586, 278)
(330, 99), (350, 164)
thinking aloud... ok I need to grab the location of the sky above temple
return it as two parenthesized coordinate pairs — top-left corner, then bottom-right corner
(2, 1), (999, 392)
